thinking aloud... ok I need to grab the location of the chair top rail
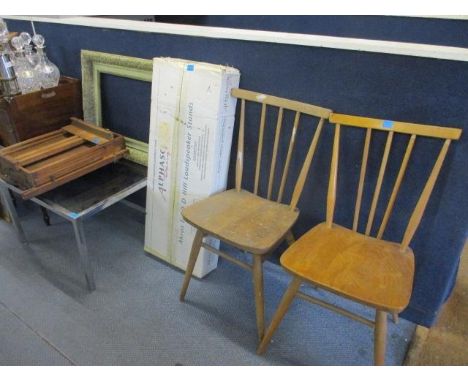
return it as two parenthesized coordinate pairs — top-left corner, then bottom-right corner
(330, 113), (462, 140)
(231, 88), (332, 119)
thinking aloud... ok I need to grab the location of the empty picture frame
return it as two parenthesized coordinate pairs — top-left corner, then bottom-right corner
(81, 50), (152, 166)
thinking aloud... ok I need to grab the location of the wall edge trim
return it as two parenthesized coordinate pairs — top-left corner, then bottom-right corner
(3, 15), (468, 62)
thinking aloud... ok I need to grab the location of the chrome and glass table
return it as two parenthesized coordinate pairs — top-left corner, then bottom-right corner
(0, 159), (147, 291)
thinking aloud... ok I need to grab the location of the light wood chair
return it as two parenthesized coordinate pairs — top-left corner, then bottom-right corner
(257, 112), (462, 364)
(179, 88), (332, 340)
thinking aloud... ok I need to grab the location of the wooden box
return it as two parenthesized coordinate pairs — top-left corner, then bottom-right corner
(0, 118), (127, 199)
(0, 76), (82, 146)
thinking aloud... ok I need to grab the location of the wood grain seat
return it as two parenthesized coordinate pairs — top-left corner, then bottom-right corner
(281, 223), (414, 311)
(182, 189), (299, 255)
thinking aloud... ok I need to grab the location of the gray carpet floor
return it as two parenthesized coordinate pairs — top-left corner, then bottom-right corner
(0, 200), (415, 365)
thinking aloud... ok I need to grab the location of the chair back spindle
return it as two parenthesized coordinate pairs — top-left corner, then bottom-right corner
(401, 138), (451, 249)
(365, 131), (394, 236)
(254, 103), (267, 195)
(267, 107), (284, 200)
(290, 117), (325, 209)
(353, 128), (372, 231)
(235, 99), (246, 191)
(277, 111), (301, 203)
(326, 123), (340, 227)
(376, 134), (416, 239)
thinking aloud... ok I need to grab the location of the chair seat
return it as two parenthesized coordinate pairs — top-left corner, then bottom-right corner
(281, 223), (415, 311)
(182, 189), (299, 255)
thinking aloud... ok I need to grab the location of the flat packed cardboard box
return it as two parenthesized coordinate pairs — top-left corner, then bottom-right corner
(145, 57), (240, 277)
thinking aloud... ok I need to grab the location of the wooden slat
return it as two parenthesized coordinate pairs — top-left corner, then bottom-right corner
(63, 125), (110, 144)
(235, 99), (245, 191)
(289, 117), (324, 209)
(30, 146), (108, 184)
(69, 117), (114, 140)
(330, 113), (462, 140)
(231, 88), (331, 118)
(20, 150), (128, 199)
(401, 139), (451, 249)
(326, 124), (340, 227)
(3, 135), (66, 162)
(254, 103), (267, 195)
(377, 134), (416, 239)
(15, 136), (84, 166)
(29, 137), (126, 184)
(365, 131), (394, 236)
(353, 128), (372, 231)
(24, 145), (90, 172)
(267, 107), (284, 200)
(277, 111), (301, 203)
(0, 130), (63, 155)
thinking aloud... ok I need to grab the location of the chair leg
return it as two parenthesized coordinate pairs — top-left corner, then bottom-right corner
(392, 312), (399, 324)
(252, 255), (265, 341)
(285, 230), (295, 246)
(374, 310), (387, 366)
(41, 207), (51, 226)
(179, 229), (204, 302)
(257, 276), (302, 355)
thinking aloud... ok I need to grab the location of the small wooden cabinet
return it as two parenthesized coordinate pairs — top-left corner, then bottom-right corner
(0, 76), (82, 146)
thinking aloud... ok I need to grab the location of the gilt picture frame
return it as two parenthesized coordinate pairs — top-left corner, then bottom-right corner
(81, 50), (152, 166)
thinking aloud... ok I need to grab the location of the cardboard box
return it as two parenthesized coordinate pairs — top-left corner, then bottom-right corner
(145, 57), (240, 277)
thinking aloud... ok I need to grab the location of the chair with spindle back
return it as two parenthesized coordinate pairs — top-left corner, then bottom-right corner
(257, 112), (462, 365)
(179, 88), (332, 340)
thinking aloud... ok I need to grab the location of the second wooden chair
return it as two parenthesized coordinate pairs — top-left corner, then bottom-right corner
(179, 88), (332, 340)
(257, 112), (462, 364)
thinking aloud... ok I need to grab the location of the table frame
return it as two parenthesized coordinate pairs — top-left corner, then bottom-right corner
(0, 176), (147, 291)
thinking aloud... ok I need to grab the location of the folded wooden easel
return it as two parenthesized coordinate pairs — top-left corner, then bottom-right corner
(0, 118), (127, 199)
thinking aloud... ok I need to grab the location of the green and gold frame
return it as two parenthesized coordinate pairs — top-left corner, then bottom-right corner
(81, 50), (152, 166)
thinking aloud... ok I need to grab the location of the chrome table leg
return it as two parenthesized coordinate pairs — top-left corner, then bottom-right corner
(71, 218), (96, 291)
(0, 184), (27, 244)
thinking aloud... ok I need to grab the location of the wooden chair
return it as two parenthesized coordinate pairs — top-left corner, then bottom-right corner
(257, 112), (462, 364)
(179, 88), (332, 340)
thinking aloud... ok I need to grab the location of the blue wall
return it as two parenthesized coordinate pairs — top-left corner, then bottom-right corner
(6, 16), (468, 327)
